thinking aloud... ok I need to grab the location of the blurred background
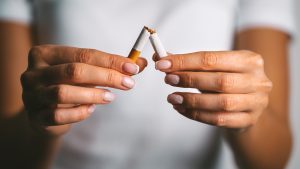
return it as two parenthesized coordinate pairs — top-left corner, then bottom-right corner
(0, 1), (299, 168)
(219, 1), (300, 168)
(287, 1), (300, 167)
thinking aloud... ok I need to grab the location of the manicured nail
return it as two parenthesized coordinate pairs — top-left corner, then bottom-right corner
(165, 74), (180, 85)
(168, 94), (183, 104)
(123, 63), (139, 74)
(122, 77), (135, 89)
(103, 92), (115, 102)
(88, 104), (96, 113)
(155, 60), (172, 70)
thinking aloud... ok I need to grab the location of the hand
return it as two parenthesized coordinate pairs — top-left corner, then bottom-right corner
(155, 50), (272, 129)
(21, 45), (147, 137)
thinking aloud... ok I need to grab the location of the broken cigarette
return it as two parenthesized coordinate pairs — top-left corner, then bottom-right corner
(149, 30), (168, 59)
(128, 26), (167, 61)
(128, 26), (151, 62)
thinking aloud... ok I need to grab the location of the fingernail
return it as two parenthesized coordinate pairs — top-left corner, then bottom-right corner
(165, 74), (180, 85)
(88, 104), (96, 113)
(155, 60), (172, 70)
(122, 77), (135, 89)
(174, 105), (186, 114)
(103, 92), (115, 102)
(123, 63), (139, 74)
(168, 94), (183, 104)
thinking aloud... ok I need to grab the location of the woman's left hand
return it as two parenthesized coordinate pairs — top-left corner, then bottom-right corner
(155, 50), (272, 129)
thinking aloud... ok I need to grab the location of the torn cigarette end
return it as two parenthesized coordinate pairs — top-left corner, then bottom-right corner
(128, 26), (151, 62)
(144, 26), (156, 34)
(150, 32), (167, 58)
(128, 26), (167, 62)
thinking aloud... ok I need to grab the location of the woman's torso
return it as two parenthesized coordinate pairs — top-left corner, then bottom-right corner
(31, 0), (239, 168)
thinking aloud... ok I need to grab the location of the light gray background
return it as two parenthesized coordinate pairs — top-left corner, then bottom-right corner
(287, 0), (300, 168)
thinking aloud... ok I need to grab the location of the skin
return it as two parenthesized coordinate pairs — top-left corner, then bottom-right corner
(22, 45), (147, 136)
(0, 21), (147, 169)
(0, 19), (291, 169)
(156, 28), (291, 169)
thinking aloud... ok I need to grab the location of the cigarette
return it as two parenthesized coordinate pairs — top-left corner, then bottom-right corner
(149, 30), (168, 59)
(128, 26), (151, 62)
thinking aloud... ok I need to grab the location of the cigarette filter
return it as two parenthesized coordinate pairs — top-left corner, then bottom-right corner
(128, 26), (151, 62)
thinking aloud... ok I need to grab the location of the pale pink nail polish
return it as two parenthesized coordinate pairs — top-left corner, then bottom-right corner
(155, 60), (172, 70)
(168, 94), (183, 104)
(165, 74), (180, 85)
(88, 104), (96, 113)
(123, 63), (139, 74)
(122, 77), (135, 89)
(103, 92), (115, 102)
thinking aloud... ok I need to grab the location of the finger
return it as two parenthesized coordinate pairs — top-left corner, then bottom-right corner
(21, 71), (43, 89)
(165, 72), (258, 93)
(155, 50), (263, 73)
(175, 108), (254, 128)
(152, 53), (160, 62)
(29, 45), (147, 75)
(38, 104), (96, 126)
(41, 85), (115, 105)
(168, 93), (268, 112)
(23, 90), (81, 112)
(152, 52), (172, 62)
(136, 57), (148, 73)
(37, 63), (135, 90)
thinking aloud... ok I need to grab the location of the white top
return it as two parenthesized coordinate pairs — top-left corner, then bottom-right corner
(0, 0), (295, 169)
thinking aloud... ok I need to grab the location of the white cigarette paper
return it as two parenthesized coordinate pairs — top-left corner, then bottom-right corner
(150, 32), (168, 58)
(128, 26), (151, 62)
(133, 27), (151, 51)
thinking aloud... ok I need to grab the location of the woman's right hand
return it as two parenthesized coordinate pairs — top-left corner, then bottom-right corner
(21, 45), (147, 137)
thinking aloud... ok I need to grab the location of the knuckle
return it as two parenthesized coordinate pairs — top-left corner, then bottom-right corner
(90, 91), (100, 102)
(54, 85), (68, 103)
(188, 95), (197, 108)
(28, 46), (44, 66)
(20, 72), (30, 87)
(65, 63), (84, 81)
(244, 50), (264, 67)
(257, 77), (273, 92)
(78, 107), (88, 121)
(220, 96), (235, 111)
(214, 114), (226, 127)
(105, 70), (117, 86)
(182, 73), (194, 87)
(254, 54), (264, 67)
(107, 54), (120, 69)
(53, 110), (63, 124)
(263, 79), (273, 92)
(76, 48), (94, 63)
(176, 55), (185, 70)
(28, 45), (53, 59)
(201, 52), (218, 69)
(217, 74), (235, 92)
(266, 81), (273, 91)
(28, 46), (43, 58)
(261, 95), (270, 109)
